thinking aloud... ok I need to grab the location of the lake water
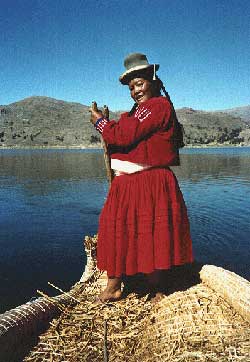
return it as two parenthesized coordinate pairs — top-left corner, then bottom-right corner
(0, 147), (250, 313)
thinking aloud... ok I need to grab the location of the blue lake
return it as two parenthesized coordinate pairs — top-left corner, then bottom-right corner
(0, 147), (250, 312)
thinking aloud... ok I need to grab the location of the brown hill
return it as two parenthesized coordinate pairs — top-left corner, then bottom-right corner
(176, 107), (249, 145)
(0, 97), (249, 147)
(218, 105), (250, 124)
(0, 96), (120, 148)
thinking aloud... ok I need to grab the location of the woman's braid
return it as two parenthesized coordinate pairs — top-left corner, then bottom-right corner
(157, 77), (185, 148)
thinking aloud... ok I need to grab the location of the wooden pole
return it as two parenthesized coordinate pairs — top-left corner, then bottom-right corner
(91, 102), (114, 186)
(103, 320), (108, 362)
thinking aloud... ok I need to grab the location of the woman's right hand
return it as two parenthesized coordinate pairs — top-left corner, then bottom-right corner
(89, 101), (104, 125)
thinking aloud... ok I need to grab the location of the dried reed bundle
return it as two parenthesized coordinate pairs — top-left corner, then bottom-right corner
(80, 235), (98, 282)
(200, 264), (250, 323)
(133, 283), (250, 362)
(24, 266), (152, 362)
(0, 237), (98, 361)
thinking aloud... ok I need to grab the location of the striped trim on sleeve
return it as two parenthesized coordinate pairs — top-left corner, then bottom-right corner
(94, 118), (109, 134)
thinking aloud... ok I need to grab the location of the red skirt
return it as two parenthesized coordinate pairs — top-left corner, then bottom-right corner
(97, 167), (193, 277)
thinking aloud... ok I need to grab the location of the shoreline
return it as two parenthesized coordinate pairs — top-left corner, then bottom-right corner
(0, 143), (250, 151)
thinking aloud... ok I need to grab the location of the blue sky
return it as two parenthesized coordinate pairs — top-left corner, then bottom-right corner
(0, 0), (249, 111)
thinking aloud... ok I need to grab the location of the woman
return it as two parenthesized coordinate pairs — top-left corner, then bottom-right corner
(89, 53), (193, 302)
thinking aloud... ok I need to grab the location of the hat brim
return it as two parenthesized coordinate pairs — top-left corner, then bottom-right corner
(119, 64), (159, 85)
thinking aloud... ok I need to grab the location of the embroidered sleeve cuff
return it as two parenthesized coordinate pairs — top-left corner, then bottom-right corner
(94, 117), (109, 134)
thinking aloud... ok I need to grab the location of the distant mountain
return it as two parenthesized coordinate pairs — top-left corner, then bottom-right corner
(0, 96), (120, 148)
(0, 97), (250, 148)
(176, 107), (249, 146)
(217, 106), (250, 124)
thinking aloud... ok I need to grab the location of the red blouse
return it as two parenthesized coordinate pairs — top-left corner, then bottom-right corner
(95, 96), (180, 167)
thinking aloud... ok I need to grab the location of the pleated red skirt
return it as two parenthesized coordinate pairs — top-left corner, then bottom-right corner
(97, 167), (193, 277)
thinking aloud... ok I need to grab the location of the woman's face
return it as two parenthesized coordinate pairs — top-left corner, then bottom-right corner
(128, 78), (154, 105)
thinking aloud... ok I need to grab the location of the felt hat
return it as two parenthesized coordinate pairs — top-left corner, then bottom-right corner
(119, 53), (159, 85)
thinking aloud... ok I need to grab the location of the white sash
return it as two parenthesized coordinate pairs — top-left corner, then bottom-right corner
(111, 159), (151, 176)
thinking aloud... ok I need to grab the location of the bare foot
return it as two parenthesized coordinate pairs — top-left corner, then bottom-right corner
(98, 288), (122, 303)
(151, 292), (164, 304)
(97, 276), (122, 303)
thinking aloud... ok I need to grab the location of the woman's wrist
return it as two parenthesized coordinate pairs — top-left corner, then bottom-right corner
(95, 117), (104, 127)
(94, 117), (109, 134)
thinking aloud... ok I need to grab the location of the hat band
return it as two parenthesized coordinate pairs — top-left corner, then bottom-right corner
(119, 63), (159, 84)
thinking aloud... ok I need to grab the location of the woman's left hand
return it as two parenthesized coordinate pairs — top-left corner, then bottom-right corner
(89, 102), (104, 125)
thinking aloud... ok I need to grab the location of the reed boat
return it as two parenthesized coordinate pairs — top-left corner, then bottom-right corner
(1, 235), (250, 362)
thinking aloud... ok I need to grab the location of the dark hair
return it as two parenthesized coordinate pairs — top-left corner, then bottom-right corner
(128, 75), (185, 148)
(126, 68), (154, 85)
(158, 78), (185, 148)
